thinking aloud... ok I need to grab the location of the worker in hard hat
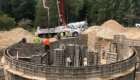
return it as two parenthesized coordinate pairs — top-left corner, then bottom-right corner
(60, 32), (64, 39)
(102, 47), (105, 59)
(20, 38), (27, 43)
(65, 30), (69, 38)
(34, 35), (40, 43)
(44, 38), (50, 51)
(57, 32), (61, 40)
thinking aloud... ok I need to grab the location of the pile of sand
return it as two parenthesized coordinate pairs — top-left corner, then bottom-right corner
(0, 27), (57, 50)
(96, 20), (127, 39)
(120, 28), (140, 39)
(100, 20), (126, 33)
(82, 26), (99, 50)
(96, 28), (119, 39)
(82, 19), (140, 50)
(0, 28), (35, 49)
(82, 20), (127, 50)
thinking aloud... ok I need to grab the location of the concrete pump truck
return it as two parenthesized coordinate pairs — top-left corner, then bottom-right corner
(35, 0), (88, 38)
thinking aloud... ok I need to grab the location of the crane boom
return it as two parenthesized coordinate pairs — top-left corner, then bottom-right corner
(59, 0), (67, 26)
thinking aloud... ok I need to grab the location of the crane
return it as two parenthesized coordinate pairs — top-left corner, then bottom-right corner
(35, 0), (88, 38)
(57, 0), (67, 26)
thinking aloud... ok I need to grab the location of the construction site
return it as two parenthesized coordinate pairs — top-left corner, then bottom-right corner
(0, 20), (139, 80)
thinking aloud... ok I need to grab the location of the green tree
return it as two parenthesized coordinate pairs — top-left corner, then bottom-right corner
(0, 0), (11, 12)
(0, 14), (15, 30)
(31, 0), (140, 27)
(10, 0), (37, 21)
(34, 0), (48, 28)
(65, 0), (85, 22)
(34, 0), (61, 28)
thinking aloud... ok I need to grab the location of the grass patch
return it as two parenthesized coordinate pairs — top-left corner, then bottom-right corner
(26, 28), (36, 35)
(125, 27), (140, 30)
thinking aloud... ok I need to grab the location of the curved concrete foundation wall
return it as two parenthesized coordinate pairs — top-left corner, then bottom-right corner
(3, 35), (139, 80)
(113, 71), (135, 80)
(0, 66), (5, 80)
(5, 70), (29, 80)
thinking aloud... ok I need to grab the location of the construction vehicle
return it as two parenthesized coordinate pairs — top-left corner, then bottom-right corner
(135, 23), (140, 28)
(35, 0), (88, 38)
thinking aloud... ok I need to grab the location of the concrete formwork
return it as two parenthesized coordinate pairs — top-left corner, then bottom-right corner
(3, 34), (138, 80)
(53, 48), (64, 66)
(106, 52), (117, 64)
(8, 43), (44, 58)
(0, 66), (5, 80)
(94, 42), (101, 64)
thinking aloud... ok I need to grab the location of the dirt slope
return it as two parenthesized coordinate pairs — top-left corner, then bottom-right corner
(82, 26), (99, 50)
(0, 28), (33, 49)
(82, 19), (140, 50)
(0, 28), (56, 50)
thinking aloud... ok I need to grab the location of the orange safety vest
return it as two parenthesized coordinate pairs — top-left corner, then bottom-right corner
(44, 38), (50, 45)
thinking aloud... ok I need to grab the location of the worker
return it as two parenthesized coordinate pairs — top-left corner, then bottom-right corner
(34, 35), (40, 43)
(65, 30), (69, 38)
(19, 38), (27, 43)
(60, 32), (64, 39)
(42, 61), (46, 65)
(22, 38), (27, 43)
(102, 47), (105, 59)
(57, 32), (61, 40)
(66, 57), (71, 66)
(44, 38), (50, 51)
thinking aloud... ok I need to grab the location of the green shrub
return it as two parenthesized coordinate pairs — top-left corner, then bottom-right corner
(18, 18), (33, 30)
(0, 14), (16, 30)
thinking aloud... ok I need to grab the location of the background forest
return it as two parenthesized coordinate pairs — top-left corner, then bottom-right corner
(0, 0), (140, 31)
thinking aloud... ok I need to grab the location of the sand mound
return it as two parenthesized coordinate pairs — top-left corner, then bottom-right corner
(0, 27), (35, 49)
(83, 27), (112, 50)
(82, 19), (140, 51)
(82, 26), (99, 34)
(0, 27), (57, 50)
(82, 19), (127, 50)
(97, 28), (120, 39)
(120, 28), (140, 39)
(82, 26), (99, 50)
(100, 20), (126, 33)
(97, 20), (127, 39)
(9, 28), (33, 35)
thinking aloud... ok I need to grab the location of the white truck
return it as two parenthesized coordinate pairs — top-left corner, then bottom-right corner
(35, 21), (88, 38)
(37, 0), (88, 38)
(135, 23), (140, 28)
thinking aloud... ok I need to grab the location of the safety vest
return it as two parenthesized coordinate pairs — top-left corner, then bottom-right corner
(44, 38), (50, 45)
(60, 32), (64, 37)
(34, 37), (40, 43)
(65, 31), (68, 36)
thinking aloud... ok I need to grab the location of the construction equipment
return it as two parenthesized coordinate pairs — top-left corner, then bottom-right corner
(35, 0), (88, 38)
(135, 23), (140, 28)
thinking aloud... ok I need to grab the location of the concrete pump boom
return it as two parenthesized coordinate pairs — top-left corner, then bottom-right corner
(58, 0), (67, 26)
(35, 0), (88, 38)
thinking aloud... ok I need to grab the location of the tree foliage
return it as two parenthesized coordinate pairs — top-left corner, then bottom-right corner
(10, 0), (37, 21)
(34, 0), (48, 28)
(1, 0), (140, 30)
(0, 14), (15, 30)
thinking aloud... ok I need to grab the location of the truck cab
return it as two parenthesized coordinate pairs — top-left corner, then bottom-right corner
(135, 23), (140, 28)
(65, 21), (87, 37)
